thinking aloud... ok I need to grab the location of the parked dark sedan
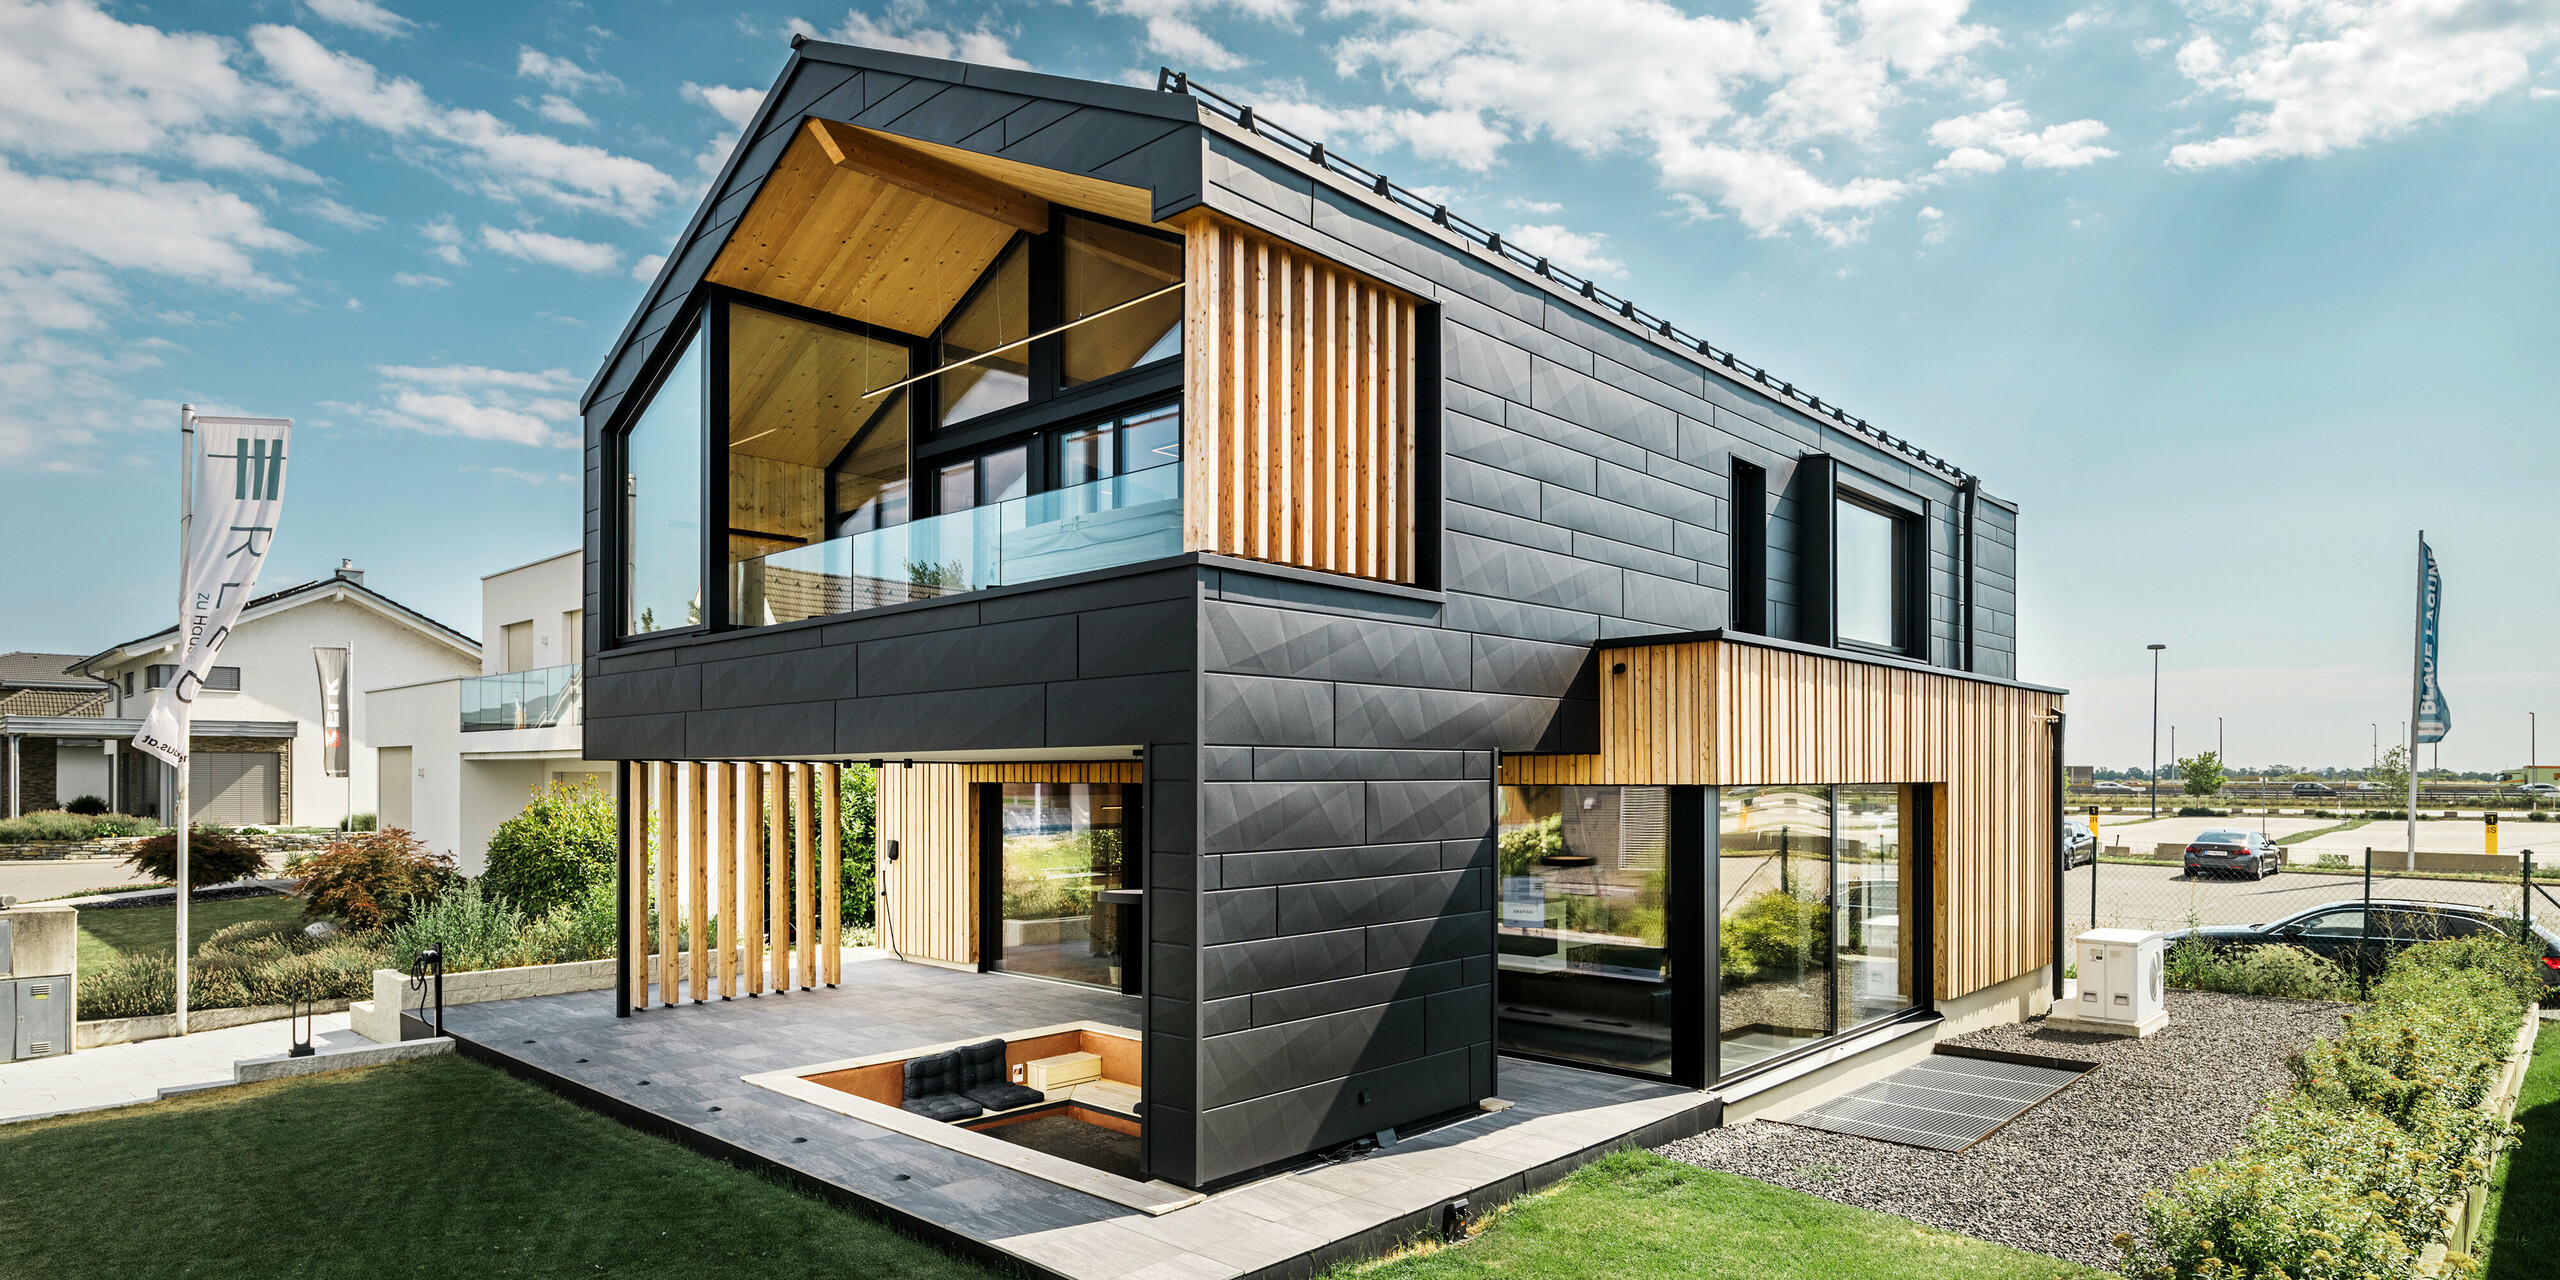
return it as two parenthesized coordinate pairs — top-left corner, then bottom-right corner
(2183, 828), (2285, 879)
(2064, 817), (2098, 868)
(2166, 899), (2560, 986)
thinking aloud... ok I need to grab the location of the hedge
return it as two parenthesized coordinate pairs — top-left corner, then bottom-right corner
(2119, 935), (2539, 1279)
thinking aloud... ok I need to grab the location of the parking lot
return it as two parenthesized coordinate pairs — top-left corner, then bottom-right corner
(2062, 859), (2528, 933)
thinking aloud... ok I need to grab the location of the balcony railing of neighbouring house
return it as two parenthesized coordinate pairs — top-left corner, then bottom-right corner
(461, 664), (582, 732)
(729, 465), (1182, 629)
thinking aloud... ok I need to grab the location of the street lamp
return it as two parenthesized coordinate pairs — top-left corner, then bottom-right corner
(2149, 644), (2167, 821)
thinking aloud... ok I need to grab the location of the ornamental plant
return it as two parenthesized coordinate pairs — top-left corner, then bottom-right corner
(124, 825), (268, 884)
(293, 828), (453, 930)
(482, 780), (616, 917)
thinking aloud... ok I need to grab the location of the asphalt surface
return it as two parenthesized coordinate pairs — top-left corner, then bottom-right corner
(0, 856), (156, 903)
(2063, 858), (2529, 932)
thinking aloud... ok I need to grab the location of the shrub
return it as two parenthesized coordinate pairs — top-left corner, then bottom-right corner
(1499, 813), (1564, 877)
(2123, 934), (2536, 1279)
(0, 809), (96, 842)
(840, 764), (876, 928)
(124, 826), (269, 885)
(381, 880), (529, 971)
(75, 926), (391, 1019)
(481, 781), (615, 917)
(2175, 805), (2227, 818)
(63, 794), (108, 815)
(340, 811), (377, 832)
(85, 813), (159, 838)
(2313, 851), (2350, 869)
(2530, 811), (2550, 823)
(1721, 889), (1823, 983)
(2162, 937), (2353, 1001)
(294, 829), (453, 930)
(516, 879), (621, 967)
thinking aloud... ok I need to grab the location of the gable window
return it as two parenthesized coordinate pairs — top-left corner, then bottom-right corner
(1834, 494), (1910, 653)
(934, 238), (1031, 428)
(1059, 214), (1183, 387)
(620, 325), (705, 636)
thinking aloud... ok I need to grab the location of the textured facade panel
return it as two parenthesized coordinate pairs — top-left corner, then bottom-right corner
(1197, 780), (1367, 853)
(1200, 927), (1367, 998)
(1361, 780), (1490, 845)
(1247, 958), (1464, 1026)
(1044, 672), (1192, 746)
(832, 684), (1046, 753)
(857, 616), (1078, 693)
(696, 646), (857, 709)
(1334, 682), (1565, 752)
(1212, 840), (1446, 889)
(1250, 747), (1468, 781)
(1199, 998), (1427, 1109)
(1199, 673), (1336, 747)
(1201, 602), (1470, 690)
(1444, 412), (1599, 495)
(1273, 868), (1485, 934)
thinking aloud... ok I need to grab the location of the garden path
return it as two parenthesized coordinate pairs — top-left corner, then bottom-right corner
(0, 1012), (365, 1123)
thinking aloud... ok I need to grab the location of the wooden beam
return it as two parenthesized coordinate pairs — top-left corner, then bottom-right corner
(765, 763), (787, 995)
(626, 762), (650, 1011)
(821, 763), (842, 986)
(792, 763), (816, 990)
(654, 760), (677, 1008)
(804, 119), (1046, 234)
(717, 762), (738, 999)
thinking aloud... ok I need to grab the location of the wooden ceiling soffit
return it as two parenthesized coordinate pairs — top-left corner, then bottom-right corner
(806, 119), (1047, 233)
(705, 124), (1022, 336)
(832, 123), (1161, 228)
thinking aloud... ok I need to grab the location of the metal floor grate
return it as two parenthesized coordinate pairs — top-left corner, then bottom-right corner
(1782, 1051), (2091, 1152)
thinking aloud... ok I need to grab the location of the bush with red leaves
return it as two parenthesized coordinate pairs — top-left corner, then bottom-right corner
(293, 829), (454, 930)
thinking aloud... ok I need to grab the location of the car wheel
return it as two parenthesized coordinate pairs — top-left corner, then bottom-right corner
(2185, 864), (2200, 879)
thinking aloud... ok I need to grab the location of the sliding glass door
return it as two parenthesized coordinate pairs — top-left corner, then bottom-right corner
(1496, 785), (1674, 1075)
(990, 783), (1131, 989)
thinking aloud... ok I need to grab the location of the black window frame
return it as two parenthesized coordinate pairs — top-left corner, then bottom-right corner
(601, 204), (1187, 650)
(1830, 481), (1925, 660)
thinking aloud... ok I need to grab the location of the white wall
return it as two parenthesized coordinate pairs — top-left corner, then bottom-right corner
(368, 678), (461, 859)
(480, 551), (583, 675)
(93, 587), (480, 830)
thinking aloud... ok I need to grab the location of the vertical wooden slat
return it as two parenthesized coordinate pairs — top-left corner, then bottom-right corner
(821, 763), (841, 985)
(653, 760), (676, 1007)
(626, 761), (649, 1011)
(687, 763), (708, 1003)
(717, 762), (739, 998)
(748, 763), (770, 994)
(792, 763), (815, 989)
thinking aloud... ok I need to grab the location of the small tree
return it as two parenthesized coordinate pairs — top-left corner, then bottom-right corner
(2369, 744), (2410, 797)
(125, 825), (269, 885)
(483, 780), (617, 917)
(2178, 751), (2227, 797)
(295, 828), (453, 930)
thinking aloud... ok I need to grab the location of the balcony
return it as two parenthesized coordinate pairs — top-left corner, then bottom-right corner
(730, 465), (1182, 628)
(461, 664), (583, 733)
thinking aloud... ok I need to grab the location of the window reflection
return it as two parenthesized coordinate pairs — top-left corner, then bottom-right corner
(996, 783), (1130, 989)
(1716, 783), (1914, 1079)
(1497, 785), (1673, 1076)
(1060, 214), (1183, 387)
(936, 238), (1031, 427)
(1833, 784), (1914, 1031)
(1835, 498), (1905, 650)
(622, 327), (704, 635)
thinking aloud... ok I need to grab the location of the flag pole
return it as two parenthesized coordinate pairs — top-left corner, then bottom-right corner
(2406, 531), (2424, 874)
(176, 404), (195, 1036)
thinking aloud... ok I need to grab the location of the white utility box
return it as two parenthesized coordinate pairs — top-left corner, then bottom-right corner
(2054, 927), (2167, 1037)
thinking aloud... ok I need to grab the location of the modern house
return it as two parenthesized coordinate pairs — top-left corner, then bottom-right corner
(576, 39), (2063, 1194)
(370, 550), (613, 872)
(67, 563), (481, 829)
(0, 653), (115, 815)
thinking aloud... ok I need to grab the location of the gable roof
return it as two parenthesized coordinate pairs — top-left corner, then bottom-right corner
(0, 652), (108, 689)
(71, 575), (479, 676)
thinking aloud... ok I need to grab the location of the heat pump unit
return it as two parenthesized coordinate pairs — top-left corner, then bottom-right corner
(2065, 927), (2166, 1037)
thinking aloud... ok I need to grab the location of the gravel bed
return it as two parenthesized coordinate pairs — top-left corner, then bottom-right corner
(1657, 991), (2351, 1267)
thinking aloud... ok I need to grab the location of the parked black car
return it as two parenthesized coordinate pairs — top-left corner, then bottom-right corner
(2167, 900), (2560, 985)
(2291, 781), (2338, 798)
(2064, 817), (2098, 868)
(2182, 828), (2285, 879)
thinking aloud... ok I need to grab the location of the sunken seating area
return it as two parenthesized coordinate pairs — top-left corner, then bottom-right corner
(902, 1038), (1046, 1120)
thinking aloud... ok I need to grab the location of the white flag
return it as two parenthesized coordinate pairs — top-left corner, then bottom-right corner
(133, 416), (292, 770)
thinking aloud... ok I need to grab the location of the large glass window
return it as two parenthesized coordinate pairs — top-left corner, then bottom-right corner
(622, 327), (705, 636)
(935, 238), (1031, 428)
(1835, 497), (1907, 651)
(1717, 783), (1915, 1078)
(1497, 785), (1673, 1075)
(994, 783), (1131, 989)
(1060, 214), (1183, 387)
(725, 301), (912, 628)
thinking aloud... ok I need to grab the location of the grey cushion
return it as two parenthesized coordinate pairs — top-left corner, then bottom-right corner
(903, 1050), (961, 1101)
(966, 1082), (1046, 1112)
(956, 1038), (1010, 1090)
(901, 1092), (983, 1122)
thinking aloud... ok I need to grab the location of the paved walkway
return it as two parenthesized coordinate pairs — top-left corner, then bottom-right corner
(0, 856), (154, 903)
(0, 1013), (365, 1124)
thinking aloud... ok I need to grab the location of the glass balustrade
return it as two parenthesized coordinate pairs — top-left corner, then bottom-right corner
(730, 465), (1183, 628)
(460, 664), (583, 732)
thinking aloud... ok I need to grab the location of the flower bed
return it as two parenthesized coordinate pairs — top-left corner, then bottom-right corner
(2118, 935), (2542, 1279)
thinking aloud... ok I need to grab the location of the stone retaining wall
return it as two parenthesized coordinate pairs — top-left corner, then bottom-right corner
(75, 997), (356, 1049)
(349, 956), (679, 1043)
(0, 830), (333, 862)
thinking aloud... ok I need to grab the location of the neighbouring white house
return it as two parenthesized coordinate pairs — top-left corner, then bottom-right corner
(368, 550), (611, 874)
(1, 652), (117, 814)
(61, 562), (482, 829)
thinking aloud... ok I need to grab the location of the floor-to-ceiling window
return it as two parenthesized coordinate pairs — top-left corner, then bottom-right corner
(991, 783), (1131, 989)
(1497, 785), (1674, 1075)
(1717, 783), (1918, 1078)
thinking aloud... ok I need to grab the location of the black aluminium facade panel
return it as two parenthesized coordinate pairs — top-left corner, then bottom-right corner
(578, 43), (2026, 1191)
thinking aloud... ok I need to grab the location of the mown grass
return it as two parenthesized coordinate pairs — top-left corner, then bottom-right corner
(73, 894), (309, 974)
(2479, 1022), (2560, 1279)
(1322, 1149), (2100, 1280)
(0, 1053), (999, 1280)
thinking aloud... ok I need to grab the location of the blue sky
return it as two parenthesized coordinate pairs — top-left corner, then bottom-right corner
(0, 0), (2552, 771)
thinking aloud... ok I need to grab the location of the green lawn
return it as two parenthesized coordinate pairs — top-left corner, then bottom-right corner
(2479, 1021), (2560, 1280)
(1324, 1150), (2101, 1280)
(73, 894), (310, 974)
(0, 1054), (998, 1280)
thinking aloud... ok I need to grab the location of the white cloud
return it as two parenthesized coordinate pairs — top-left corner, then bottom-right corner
(1231, 92), (1512, 169)
(2167, 0), (2560, 168)
(684, 84), (766, 131)
(0, 159), (303, 295)
(533, 94), (592, 128)
(1090, 0), (1296, 72)
(250, 24), (679, 221)
(1504, 197), (1564, 214)
(631, 252), (667, 283)
(477, 225), (621, 274)
(307, 196), (381, 230)
(420, 215), (465, 265)
(362, 364), (582, 447)
(1918, 203), (1948, 243)
(391, 271), (447, 287)
(1929, 102), (2117, 172)
(1503, 223), (1625, 277)
(796, 4), (1033, 69)
(0, 0), (288, 162)
(188, 133), (324, 183)
(304, 0), (415, 38)
(516, 48), (619, 96)
(471, 464), (577, 484)
(1322, 0), (2008, 241)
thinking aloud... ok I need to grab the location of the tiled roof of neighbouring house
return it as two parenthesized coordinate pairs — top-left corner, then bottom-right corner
(0, 687), (111, 717)
(0, 652), (109, 689)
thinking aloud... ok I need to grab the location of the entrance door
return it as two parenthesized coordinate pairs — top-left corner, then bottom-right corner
(987, 783), (1134, 989)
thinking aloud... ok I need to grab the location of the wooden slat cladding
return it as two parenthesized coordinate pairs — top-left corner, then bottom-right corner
(618, 760), (844, 1007)
(1499, 640), (2061, 1001)
(957, 761), (1142, 784)
(874, 762), (977, 965)
(1180, 213), (1418, 584)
